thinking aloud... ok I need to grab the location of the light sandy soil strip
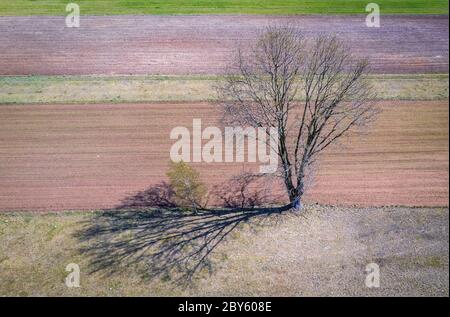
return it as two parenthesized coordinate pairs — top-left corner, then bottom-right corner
(0, 15), (448, 75)
(0, 100), (447, 211)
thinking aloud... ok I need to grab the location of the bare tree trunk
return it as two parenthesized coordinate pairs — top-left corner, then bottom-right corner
(218, 27), (376, 211)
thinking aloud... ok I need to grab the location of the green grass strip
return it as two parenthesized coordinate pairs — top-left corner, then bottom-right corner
(0, 1), (448, 16)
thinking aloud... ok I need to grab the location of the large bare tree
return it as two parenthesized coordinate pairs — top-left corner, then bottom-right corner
(218, 25), (377, 209)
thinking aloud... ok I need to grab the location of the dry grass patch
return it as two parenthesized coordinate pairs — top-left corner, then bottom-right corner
(0, 206), (448, 296)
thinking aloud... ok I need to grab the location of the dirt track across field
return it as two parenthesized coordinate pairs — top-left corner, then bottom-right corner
(0, 100), (447, 211)
(0, 15), (448, 75)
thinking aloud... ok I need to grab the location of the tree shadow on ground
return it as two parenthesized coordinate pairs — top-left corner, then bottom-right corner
(211, 172), (281, 209)
(75, 176), (290, 284)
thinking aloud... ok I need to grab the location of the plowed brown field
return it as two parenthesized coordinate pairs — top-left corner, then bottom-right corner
(0, 100), (447, 211)
(0, 15), (448, 75)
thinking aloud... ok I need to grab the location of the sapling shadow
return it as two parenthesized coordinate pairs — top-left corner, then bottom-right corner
(75, 175), (289, 284)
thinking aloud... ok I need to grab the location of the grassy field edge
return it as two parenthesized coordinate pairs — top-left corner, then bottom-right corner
(1, 74), (448, 104)
(0, 0), (448, 16)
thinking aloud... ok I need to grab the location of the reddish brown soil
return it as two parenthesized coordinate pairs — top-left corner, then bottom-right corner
(0, 15), (448, 75)
(0, 101), (447, 211)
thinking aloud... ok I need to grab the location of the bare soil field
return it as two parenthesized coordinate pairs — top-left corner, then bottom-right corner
(0, 100), (447, 211)
(0, 15), (448, 75)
